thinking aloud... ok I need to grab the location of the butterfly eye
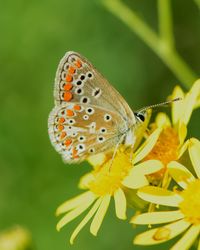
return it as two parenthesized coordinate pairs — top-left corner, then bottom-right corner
(104, 114), (112, 122)
(135, 112), (145, 122)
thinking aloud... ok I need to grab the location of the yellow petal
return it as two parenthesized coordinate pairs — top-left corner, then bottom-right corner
(56, 196), (96, 231)
(78, 173), (95, 190)
(131, 210), (184, 225)
(171, 225), (200, 250)
(167, 161), (195, 189)
(134, 219), (190, 245)
(178, 122), (187, 146)
(87, 153), (106, 168)
(123, 160), (164, 189)
(90, 195), (111, 236)
(70, 197), (102, 244)
(123, 175), (148, 189)
(155, 112), (171, 128)
(195, 97), (200, 109)
(137, 186), (183, 207)
(56, 191), (96, 216)
(114, 188), (127, 220)
(134, 128), (162, 164)
(188, 138), (200, 178)
(178, 139), (189, 159)
(180, 79), (200, 125)
(171, 85), (185, 125)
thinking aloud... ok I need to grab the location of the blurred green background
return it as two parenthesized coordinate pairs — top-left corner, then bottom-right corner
(0, 0), (200, 249)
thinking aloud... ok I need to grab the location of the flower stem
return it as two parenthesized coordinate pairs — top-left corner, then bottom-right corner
(158, 0), (174, 49)
(194, 0), (200, 9)
(102, 0), (197, 89)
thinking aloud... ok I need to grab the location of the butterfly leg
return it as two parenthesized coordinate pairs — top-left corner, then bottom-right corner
(108, 134), (126, 171)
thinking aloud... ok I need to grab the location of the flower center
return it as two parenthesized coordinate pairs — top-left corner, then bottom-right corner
(88, 151), (132, 196)
(179, 179), (200, 225)
(144, 127), (179, 182)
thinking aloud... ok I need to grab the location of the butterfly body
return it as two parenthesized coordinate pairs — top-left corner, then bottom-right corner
(48, 52), (149, 163)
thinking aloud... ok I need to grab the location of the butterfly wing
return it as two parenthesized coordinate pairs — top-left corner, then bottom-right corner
(48, 103), (127, 163)
(54, 51), (135, 125)
(48, 51), (136, 163)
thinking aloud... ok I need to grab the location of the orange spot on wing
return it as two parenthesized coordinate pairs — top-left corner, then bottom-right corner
(74, 105), (81, 111)
(58, 125), (64, 131)
(60, 131), (67, 139)
(72, 148), (79, 158)
(75, 60), (82, 68)
(66, 74), (73, 82)
(58, 117), (65, 123)
(68, 66), (76, 74)
(64, 83), (73, 91)
(65, 139), (72, 147)
(66, 109), (74, 117)
(63, 92), (73, 101)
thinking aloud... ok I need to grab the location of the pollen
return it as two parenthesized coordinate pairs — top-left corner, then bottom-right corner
(88, 150), (132, 196)
(179, 179), (200, 225)
(144, 127), (179, 181)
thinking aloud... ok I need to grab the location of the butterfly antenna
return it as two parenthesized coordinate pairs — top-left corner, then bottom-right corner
(136, 97), (182, 113)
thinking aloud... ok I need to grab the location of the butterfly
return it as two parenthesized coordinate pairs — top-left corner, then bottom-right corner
(48, 51), (151, 164)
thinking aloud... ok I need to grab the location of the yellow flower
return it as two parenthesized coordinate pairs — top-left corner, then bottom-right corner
(131, 138), (200, 250)
(0, 226), (31, 250)
(56, 128), (164, 244)
(144, 79), (200, 185)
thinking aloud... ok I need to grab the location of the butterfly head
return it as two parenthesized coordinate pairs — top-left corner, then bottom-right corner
(128, 109), (152, 150)
(134, 110), (149, 123)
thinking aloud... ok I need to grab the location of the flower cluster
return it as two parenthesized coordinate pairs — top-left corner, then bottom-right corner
(56, 79), (200, 249)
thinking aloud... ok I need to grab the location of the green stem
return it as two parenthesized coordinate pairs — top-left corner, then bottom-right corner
(102, 0), (160, 57)
(158, 49), (197, 88)
(102, 0), (197, 89)
(158, 0), (174, 49)
(194, 0), (200, 9)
